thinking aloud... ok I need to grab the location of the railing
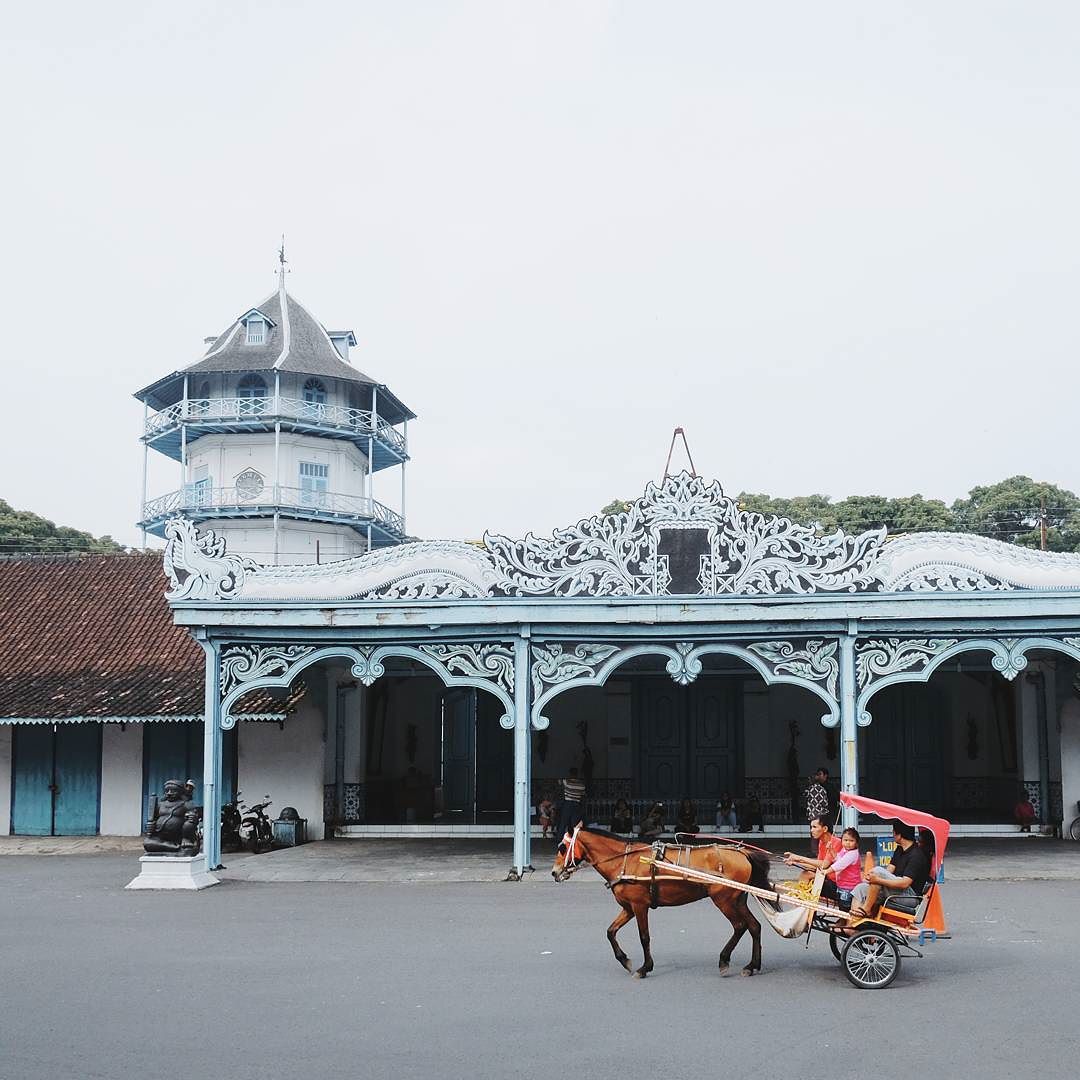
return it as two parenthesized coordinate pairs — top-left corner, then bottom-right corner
(140, 484), (405, 534)
(144, 397), (408, 455)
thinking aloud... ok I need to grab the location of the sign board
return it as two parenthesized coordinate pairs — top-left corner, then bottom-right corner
(875, 835), (896, 867)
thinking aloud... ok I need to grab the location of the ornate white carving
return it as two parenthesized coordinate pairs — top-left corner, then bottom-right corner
(238, 540), (500, 602)
(666, 642), (702, 686)
(164, 518), (258, 601)
(417, 643), (515, 695)
(350, 647), (384, 687)
(877, 532), (1080, 592)
(485, 473), (885, 597)
(165, 477), (1080, 604)
(746, 640), (840, 698)
(855, 639), (959, 690)
(220, 643), (315, 697)
(531, 643), (622, 698)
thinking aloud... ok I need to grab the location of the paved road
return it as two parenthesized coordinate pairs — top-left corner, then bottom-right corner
(1, 857), (1076, 1080)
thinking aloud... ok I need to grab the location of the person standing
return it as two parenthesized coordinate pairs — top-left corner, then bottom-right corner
(805, 767), (830, 854)
(556, 767), (587, 840)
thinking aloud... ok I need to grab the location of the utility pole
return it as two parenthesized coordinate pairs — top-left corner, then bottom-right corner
(1040, 492), (1048, 552)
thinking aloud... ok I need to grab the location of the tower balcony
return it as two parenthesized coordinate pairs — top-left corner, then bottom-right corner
(142, 397), (408, 472)
(139, 484), (407, 546)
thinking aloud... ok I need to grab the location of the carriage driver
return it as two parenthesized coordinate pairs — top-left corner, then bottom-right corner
(783, 816), (841, 881)
(849, 821), (931, 919)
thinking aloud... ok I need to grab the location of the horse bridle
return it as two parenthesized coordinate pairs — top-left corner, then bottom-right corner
(558, 824), (585, 878)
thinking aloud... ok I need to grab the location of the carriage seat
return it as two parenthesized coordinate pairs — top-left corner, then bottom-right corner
(879, 878), (934, 924)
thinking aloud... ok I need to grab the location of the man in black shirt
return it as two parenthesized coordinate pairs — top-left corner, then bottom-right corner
(850, 821), (931, 918)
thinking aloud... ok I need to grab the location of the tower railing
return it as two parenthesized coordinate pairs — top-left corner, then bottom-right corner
(140, 484), (406, 534)
(143, 397), (407, 455)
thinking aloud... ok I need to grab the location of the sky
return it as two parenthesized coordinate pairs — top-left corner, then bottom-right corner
(2, 2), (1079, 548)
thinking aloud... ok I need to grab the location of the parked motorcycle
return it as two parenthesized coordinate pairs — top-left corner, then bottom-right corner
(221, 793), (244, 853)
(240, 795), (274, 854)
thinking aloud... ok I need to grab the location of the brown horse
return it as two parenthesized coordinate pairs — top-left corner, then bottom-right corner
(551, 825), (771, 978)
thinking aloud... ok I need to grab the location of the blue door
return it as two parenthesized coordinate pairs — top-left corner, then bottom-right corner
(12, 724), (101, 836)
(142, 722), (236, 823)
(440, 690), (475, 818)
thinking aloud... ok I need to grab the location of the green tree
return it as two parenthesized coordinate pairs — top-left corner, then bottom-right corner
(600, 499), (632, 517)
(0, 499), (126, 554)
(951, 476), (1080, 551)
(735, 493), (838, 532)
(831, 494), (955, 535)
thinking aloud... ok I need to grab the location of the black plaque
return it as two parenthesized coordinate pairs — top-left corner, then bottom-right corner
(656, 528), (710, 595)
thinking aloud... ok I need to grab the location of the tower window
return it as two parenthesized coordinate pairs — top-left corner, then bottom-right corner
(299, 461), (329, 507)
(303, 378), (327, 405)
(245, 317), (265, 345)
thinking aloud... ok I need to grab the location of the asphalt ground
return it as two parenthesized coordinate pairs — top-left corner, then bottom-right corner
(1, 856), (1077, 1080)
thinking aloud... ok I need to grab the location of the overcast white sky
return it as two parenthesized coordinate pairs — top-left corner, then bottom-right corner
(2, 2), (1078, 547)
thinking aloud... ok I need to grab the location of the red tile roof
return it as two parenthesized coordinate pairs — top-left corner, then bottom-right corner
(0, 553), (294, 720)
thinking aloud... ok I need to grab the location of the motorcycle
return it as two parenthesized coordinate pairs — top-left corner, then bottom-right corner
(240, 795), (274, 854)
(221, 792), (244, 853)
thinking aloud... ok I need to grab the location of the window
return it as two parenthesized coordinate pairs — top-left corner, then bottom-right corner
(299, 462), (329, 508)
(236, 374), (268, 416)
(235, 468), (264, 500)
(303, 378), (327, 405)
(189, 464), (211, 508)
(245, 317), (265, 345)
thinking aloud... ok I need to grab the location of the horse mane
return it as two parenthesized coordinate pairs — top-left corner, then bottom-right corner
(583, 827), (646, 844)
(745, 847), (772, 890)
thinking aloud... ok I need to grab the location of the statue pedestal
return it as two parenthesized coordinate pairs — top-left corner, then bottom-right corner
(125, 854), (220, 891)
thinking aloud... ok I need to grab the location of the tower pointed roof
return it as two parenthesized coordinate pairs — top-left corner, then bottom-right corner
(134, 269), (414, 424)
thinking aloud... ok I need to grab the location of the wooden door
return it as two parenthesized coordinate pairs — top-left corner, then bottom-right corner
(636, 681), (685, 800)
(475, 693), (513, 812)
(12, 724), (101, 836)
(689, 681), (740, 801)
(440, 689), (475, 816)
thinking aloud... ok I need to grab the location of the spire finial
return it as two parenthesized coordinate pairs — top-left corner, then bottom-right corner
(277, 235), (288, 290)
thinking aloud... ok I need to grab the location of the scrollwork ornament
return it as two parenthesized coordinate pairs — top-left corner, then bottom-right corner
(164, 518), (258, 601)
(418, 643), (515, 696)
(747, 639), (840, 698)
(219, 644), (315, 697)
(855, 639), (959, 690)
(666, 642), (702, 686)
(350, 647), (384, 687)
(531, 643), (622, 698)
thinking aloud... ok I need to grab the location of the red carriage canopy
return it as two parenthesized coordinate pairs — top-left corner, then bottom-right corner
(839, 792), (950, 876)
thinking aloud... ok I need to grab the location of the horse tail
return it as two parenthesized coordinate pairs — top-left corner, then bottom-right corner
(745, 848), (772, 892)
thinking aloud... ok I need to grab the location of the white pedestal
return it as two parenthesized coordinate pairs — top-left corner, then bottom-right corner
(125, 853), (221, 891)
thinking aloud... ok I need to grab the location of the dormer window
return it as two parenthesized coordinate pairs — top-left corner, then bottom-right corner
(245, 317), (266, 345)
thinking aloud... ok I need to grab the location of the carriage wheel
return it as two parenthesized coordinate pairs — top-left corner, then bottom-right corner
(829, 933), (844, 964)
(841, 929), (900, 989)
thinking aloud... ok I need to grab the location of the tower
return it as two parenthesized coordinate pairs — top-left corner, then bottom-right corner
(134, 257), (413, 564)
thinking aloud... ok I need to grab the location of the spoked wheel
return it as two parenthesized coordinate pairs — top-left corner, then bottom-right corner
(841, 929), (901, 989)
(829, 933), (845, 964)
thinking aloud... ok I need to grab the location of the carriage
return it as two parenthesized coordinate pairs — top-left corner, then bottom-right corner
(552, 791), (949, 990)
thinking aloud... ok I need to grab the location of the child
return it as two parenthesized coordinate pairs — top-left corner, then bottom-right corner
(537, 794), (555, 839)
(820, 826), (862, 910)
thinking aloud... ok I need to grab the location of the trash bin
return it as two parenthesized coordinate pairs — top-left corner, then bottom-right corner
(272, 807), (307, 847)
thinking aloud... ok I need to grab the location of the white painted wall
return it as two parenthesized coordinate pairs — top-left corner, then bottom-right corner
(99, 723), (144, 835)
(0, 725), (11, 835)
(1059, 697), (1080, 836)
(237, 702), (326, 840)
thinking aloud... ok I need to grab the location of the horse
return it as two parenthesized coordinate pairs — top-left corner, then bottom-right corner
(551, 824), (772, 978)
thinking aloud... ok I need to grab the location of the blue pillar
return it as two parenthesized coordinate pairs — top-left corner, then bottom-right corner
(512, 632), (532, 879)
(838, 626), (859, 829)
(199, 638), (223, 870)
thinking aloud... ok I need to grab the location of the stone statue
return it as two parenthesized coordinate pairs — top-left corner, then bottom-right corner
(144, 779), (201, 856)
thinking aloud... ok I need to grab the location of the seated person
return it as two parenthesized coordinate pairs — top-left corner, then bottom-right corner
(1014, 793), (1037, 833)
(638, 801), (666, 839)
(739, 795), (764, 833)
(819, 827), (862, 909)
(715, 791), (738, 831)
(675, 797), (699, 835)
(850, 820), (931, 918)
(537, 794), (556, 839)
(609, 798), (634, 835)
(783, 816), (842, 881)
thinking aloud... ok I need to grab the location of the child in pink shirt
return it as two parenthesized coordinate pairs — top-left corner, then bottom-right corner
(820, 827), (862, 910)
